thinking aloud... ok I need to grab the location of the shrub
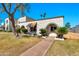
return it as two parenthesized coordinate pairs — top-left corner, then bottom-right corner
(21, 28), (28, 34)
(56, 27), (68, 38)
(65, 22), (71, 29)
(20, 26), (28, 34)
(16, 28), (21, 33)
(40, 29), (48, 36)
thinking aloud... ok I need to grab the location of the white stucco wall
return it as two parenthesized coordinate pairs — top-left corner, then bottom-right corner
(17, 16), (36, 28)
(18, 16), (26, 23)
(17, 16), (28, 28)
(17, 16), (64, 35)
(17, 22), (30, 29)
(36, 17), (64, 35)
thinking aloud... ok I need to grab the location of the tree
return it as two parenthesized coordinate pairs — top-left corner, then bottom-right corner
(65, 22), (71, 29)
(18, 3), (30, 17)
(1, 3), (30, 36)
(40, 14), (43, 19)
(40, 12), (47, 19)
(43, 12), (46, 18)
(56, 27), (68, 38)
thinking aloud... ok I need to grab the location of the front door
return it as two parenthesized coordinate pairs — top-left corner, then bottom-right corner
(46, 23), (57, 32)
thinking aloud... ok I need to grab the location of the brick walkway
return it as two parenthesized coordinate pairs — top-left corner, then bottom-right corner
(20, 37), (54, 56)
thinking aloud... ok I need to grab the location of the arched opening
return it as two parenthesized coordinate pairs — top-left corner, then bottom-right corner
(16, 25), (20, 29)
(21, 25), (25, 29)
(27, 22), (37, 32)
(26, 22), (37, 35)
(46, 23), (57, 32)
(21, 25), (28, 34)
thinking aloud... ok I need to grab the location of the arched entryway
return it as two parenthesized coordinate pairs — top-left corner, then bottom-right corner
(26, 22), (37, 34)
(16, 25), (20, 29)
(21, 25), (25, 29)
(46, 23), (57, 33)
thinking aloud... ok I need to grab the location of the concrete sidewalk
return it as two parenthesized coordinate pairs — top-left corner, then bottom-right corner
(20, 37), (54, 56)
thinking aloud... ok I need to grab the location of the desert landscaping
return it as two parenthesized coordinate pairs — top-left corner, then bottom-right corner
(0, 32), (41, 56)
(46, 32), (79, 56)
(64, 32), (79, 40)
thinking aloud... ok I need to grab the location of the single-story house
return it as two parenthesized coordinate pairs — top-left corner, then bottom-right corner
(17, 16), (64, 35)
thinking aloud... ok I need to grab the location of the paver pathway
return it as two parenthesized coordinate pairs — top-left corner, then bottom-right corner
(20, 37), (54, 56)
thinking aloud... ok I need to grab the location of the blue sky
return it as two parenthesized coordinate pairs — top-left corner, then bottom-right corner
(0, 3), (79, 27)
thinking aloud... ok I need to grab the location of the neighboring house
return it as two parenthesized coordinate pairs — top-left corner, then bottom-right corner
(4, 18), (12, 31)
(70, 25), (79, 33)
(0, 22), (5, 30)
(0, 26), (3, 30)
(17, 16), (64, 35)
(4, 18), (17, 31)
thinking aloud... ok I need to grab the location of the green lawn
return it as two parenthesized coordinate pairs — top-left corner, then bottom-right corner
(0, 32), (41, 56)
(46, 39), (79, 56)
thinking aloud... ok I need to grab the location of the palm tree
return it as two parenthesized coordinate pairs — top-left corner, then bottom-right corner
(40, 12), (47, 19)
(1, 3), (30, 36)
(43, 12), (46, 18)
(40, 14), (43, 19)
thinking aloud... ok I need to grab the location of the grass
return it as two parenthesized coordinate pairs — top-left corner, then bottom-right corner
(46, 39), (79, 56)
(0, 32), (41, 56)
